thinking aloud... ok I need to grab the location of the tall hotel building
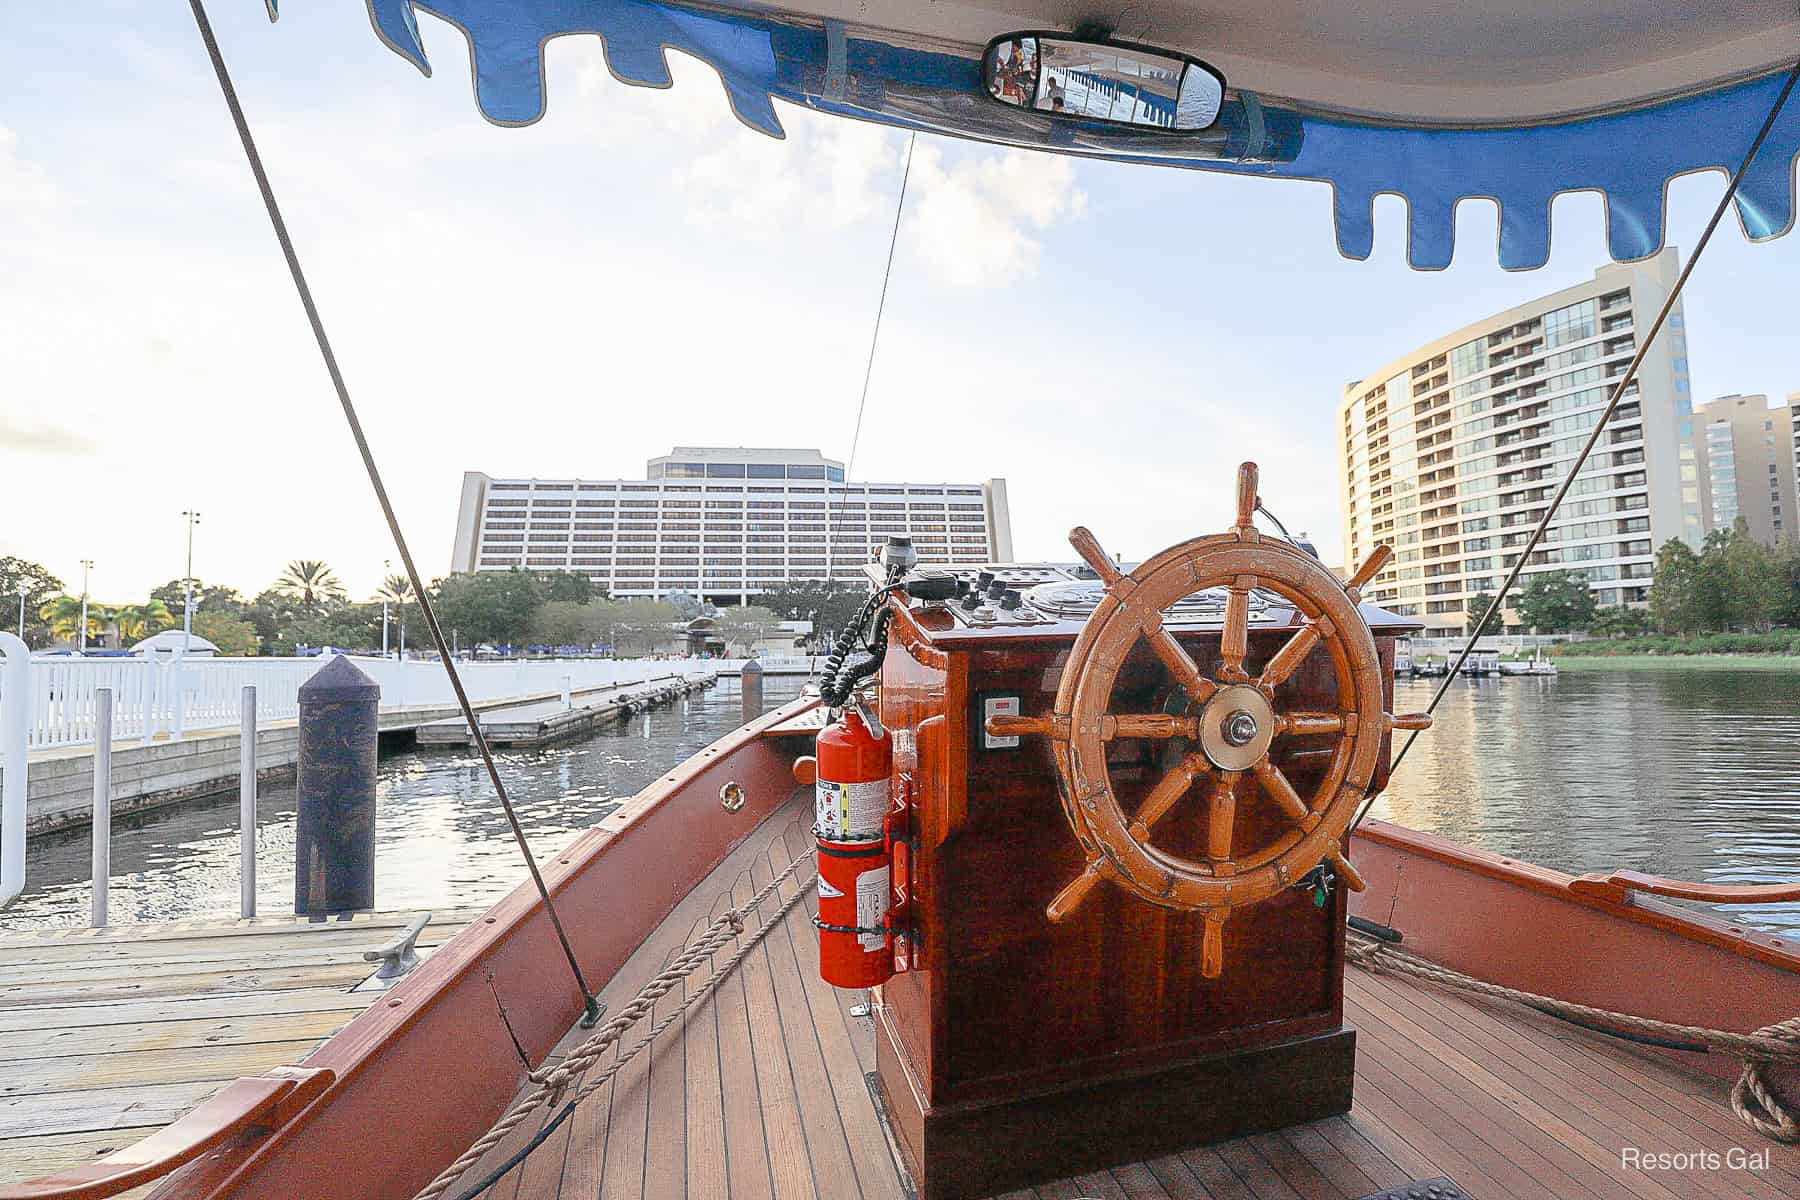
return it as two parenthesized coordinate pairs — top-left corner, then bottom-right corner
(1338, 250), (1702, 637)
(451, 448), (1014, 604)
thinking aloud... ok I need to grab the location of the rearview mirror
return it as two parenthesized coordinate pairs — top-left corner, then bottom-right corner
(983, 34), (1225, 131)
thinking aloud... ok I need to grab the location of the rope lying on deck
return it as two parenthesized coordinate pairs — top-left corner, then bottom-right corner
(416, 849), (820, 1200)
(1347, 932), (1800, 1142)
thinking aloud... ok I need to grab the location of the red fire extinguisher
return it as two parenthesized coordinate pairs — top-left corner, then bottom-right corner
(814, 700), (894, 989)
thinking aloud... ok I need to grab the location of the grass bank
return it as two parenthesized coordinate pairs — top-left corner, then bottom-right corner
(1551, 653), (1800, 672)
(1552, 631), (1800, 659)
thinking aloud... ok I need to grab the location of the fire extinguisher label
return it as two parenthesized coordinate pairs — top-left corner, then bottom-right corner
(816, 778), (888, 840)
(817, 876), (844, 899)
(856, 865), (890, 952)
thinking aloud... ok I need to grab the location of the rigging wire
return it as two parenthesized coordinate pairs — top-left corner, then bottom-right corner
(184, 0), (603, 1026)
(817, 132), (917, 676)
(1351, 52), (1800, 838)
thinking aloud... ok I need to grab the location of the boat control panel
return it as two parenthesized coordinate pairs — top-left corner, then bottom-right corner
(865, 561), (1301, 630)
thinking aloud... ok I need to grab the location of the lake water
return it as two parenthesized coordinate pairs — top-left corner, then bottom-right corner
(4, 667), (1797, 936)
(1374, 667), (1800, 936)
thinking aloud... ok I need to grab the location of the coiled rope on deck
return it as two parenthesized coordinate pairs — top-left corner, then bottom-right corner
(416, 849), (819, 1200)
(1347, 932), (1800, 1142)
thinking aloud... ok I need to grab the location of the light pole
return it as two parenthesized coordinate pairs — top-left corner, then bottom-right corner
(181, 511), (201, 656)
(79, 560), (94, 653)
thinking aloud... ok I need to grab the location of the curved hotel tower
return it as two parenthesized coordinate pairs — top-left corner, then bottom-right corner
(1337, 250), (1702, 638)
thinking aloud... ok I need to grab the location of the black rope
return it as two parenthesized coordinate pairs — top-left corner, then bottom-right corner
(1353, 53), (1800, 836)
(184, 0), (603, 1026)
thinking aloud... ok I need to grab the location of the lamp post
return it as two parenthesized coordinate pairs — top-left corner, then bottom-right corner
(181, 511), (201, 656)
(79, 560), (94, 654)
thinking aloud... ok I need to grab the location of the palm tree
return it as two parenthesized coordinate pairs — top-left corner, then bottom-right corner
(379, 574), (415, 657)
(277, 560), (347, 615)
(113, 600), (175, 643)
(38, 595), (105, 645)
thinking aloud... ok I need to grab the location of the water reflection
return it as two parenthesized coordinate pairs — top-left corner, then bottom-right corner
(7, 669), (1796, 937)
(1374, 668), (1800, 935)
(1, 679), (803, 929)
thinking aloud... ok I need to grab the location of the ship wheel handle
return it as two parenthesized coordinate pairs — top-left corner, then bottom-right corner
(986, 463), (1430, 979)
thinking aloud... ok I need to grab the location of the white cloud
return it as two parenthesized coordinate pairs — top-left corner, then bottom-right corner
(0, 125), (63, 229)
(906, 143), (1087, 288)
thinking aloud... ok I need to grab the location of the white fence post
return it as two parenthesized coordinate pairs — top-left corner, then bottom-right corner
(0, 632), (28, 908)
(240, 685), (256, 920)
(91, 688), (112, 928)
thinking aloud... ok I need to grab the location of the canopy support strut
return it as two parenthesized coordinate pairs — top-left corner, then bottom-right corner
(1356, 51), (1800, 837)
(184, 0), (603, 1028)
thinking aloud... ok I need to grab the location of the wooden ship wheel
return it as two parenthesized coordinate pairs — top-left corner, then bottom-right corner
(989, 462), (1429, 978)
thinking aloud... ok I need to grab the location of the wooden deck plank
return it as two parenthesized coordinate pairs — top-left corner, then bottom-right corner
(1308, 1117), (1414, 1192)
(0, 988), (372, 1034)
(1175, 1147), (1261, 1200)
(710, 885), (776, 1200)
(1349, 991), (1684, 1200)
(1112, 1160), (1180, 1199)
(1354, 970), (1771, 1200)
(1352, 1056), (1548, 1200)
(733, 864), (818, 1200)
(1142, 1154), (1220, 1200)
(0, 1006), (364, 1059)
(756, 840), (864, 1200)
(768, 824), (902, 1200)
(683, 909), (731, 1200)
(1214, 1139), (1304, 1200)
(1251, 1130), (1361, 1200)
(642, 945), (689, 1200)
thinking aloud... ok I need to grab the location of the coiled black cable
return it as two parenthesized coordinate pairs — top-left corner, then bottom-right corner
(819, 586), (898, 706)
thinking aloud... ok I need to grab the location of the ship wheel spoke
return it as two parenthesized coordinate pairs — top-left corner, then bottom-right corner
(1142, 625), (1218, 705)
(1206, 770), (1242, 863)
(1276, 712), (1345, 738)
(1103, 713), (1201, 741)
(1259, 619), (1322, 689)
(1251, 757), (1314, 826)
(1220, 578), (1254, 681)
(1130, 752), (1212, 838)
(1045, 754), (1210, 922)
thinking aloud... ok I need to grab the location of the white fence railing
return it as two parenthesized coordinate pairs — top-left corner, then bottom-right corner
(715, 656), (822, 674)
(2, 656), (719, 752)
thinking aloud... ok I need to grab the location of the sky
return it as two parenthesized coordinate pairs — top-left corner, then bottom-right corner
(3, 3), (1799, 605)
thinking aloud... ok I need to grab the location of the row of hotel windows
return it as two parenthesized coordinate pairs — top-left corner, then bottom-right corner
(489, 482), (983, 496)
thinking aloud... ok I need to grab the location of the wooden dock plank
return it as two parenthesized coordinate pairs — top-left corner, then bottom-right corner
(0, 910), (472, 1188)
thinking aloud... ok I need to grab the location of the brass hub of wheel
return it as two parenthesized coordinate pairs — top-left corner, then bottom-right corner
(1198, 685), (1273, 772)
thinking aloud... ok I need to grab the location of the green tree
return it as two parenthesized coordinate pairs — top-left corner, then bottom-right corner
(529, 600), (592, 647)
(0, 556), (64, 647)
(1462, 586), (1503, 637)
(532, 571), (595, 604)
(1648, 538), (1699, 633)
(1776, 538), (1800, 629)
(150, 579), (246, 618)
(610, 599), (678, 656)
(114, 600), (176, 644)
(1589, 605), (1651, 638)
(1721, 519), (1783, 630)
(280, 604), (384, 655)
(193, 611), (260, 656)
(276, 560), (348, 615)
(431, 570), (543, 646)
(715, 605), (780, 654)
(753, 580), (867, 644)
(37, 595), (103, 645)
(1514, 569), (1598, 633)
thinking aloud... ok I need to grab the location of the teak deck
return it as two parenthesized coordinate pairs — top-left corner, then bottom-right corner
(0, 908), (479, 1193)
(464, 794), (1800, 1200)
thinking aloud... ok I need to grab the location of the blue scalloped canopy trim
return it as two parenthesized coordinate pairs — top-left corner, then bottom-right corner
(271, 0), (1800, 270)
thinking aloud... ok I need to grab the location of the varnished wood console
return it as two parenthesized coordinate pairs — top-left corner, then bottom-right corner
(872, 593), (1414, 1200)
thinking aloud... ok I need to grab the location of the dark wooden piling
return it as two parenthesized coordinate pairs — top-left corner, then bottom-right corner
(294, 656), (379, 915)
